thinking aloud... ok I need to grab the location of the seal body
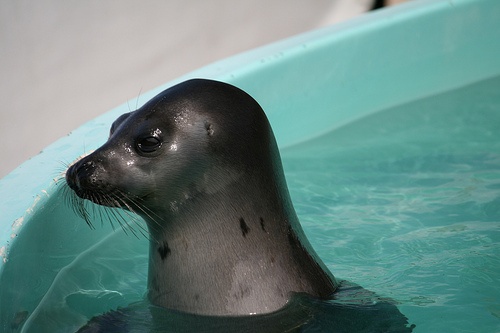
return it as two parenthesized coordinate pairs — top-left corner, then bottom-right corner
(66, 79), (337, 316)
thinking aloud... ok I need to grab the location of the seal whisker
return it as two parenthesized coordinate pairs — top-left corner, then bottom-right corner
(94, 197), (114, 230)
(53, 161), (72, 182)
(102, 191), (151, 240)
(111, 188), (164, 228)
(100, 193), (134, 236)
(122, 194), (164, 234)
(112, 191), (158, 240)
(67, 188), (89, 226)
(80, 201), (95, 229)
(135, 87), (143, 110)
(81, 194), (97, 229)
(102, 193), (123, 230)
(90, 191), (124, 230)
(68, 192), (82, 219)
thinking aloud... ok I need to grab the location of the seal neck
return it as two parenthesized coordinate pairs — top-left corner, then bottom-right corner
(143, 169), (336, 315)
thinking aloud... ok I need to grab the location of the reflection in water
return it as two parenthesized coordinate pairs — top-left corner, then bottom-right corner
(77, 281), (414, 333)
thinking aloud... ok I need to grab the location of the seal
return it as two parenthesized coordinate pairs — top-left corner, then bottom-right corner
(66, 79), (337, 316)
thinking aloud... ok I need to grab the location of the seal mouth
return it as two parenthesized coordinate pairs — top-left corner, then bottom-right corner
(66, 161), (123, 207)
(64, 162), (151, 237)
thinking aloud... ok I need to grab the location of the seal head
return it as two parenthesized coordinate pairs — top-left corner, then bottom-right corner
(66, 79), (337, 316)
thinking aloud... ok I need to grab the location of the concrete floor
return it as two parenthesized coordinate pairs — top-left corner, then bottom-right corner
(0, 0), (384, 178)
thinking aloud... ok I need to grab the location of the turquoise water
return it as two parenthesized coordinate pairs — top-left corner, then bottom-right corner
(282, 75), (500, 332)
(6, 76), (500, 332)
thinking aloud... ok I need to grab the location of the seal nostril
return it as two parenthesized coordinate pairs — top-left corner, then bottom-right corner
(65, 159), (101, 193)
(205, 122), (214, 136)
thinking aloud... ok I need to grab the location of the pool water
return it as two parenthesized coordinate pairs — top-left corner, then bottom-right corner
(16, 75), (500, 332)
(282, 75), (500, 332)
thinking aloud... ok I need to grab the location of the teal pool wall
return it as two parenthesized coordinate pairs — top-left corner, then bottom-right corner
(1, 0), (500, 328)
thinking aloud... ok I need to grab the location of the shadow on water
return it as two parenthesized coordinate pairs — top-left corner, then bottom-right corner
(77, 281), (415, 333)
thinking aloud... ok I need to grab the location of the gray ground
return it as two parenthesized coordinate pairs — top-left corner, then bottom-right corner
(0, 0), (378, 178)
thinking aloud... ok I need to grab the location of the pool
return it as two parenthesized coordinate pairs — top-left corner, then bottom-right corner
(1, 0), (500, 332)
(283, 75), (500, 332)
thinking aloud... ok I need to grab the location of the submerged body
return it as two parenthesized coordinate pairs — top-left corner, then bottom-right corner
(66, 79), (336, 315)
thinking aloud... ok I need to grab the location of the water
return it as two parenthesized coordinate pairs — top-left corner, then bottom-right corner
(281, 75), (500, 332)
(9, 76), (500, 332)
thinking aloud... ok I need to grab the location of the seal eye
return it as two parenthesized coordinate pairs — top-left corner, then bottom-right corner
(136, 136), (162, 154)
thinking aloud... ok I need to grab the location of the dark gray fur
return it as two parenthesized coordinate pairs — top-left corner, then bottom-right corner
(66, 79), (337, 316)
